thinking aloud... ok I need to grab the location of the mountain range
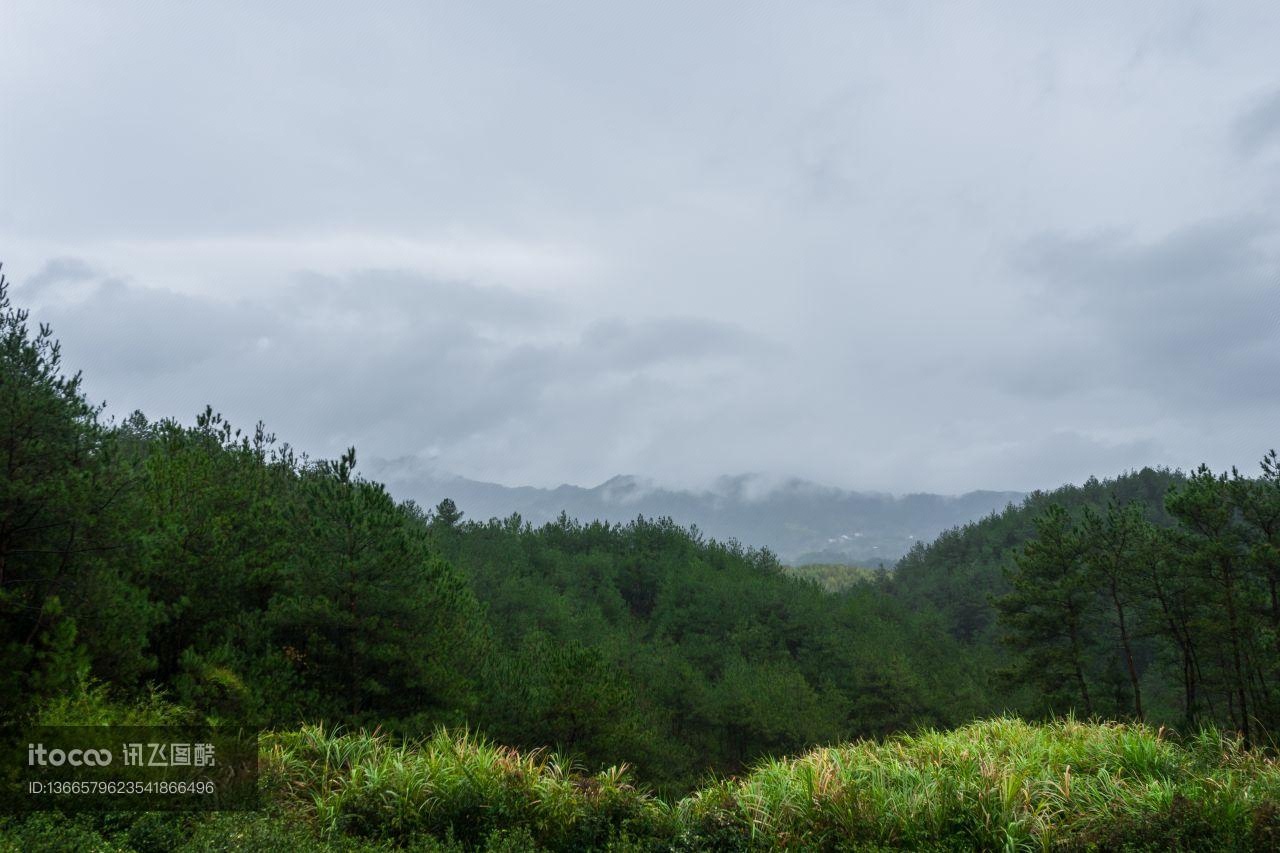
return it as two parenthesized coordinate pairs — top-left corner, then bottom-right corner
(368, 462), (1024, 565)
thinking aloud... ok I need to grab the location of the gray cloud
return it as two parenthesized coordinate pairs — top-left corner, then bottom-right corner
(27, 262), (781, 486)
(1235, 90), (1280, 156)
(22, 257), (98, 295)
(4, 2), (1280, 494)
(578, 317), (776, 371)
(1011, 218), (1280, 405)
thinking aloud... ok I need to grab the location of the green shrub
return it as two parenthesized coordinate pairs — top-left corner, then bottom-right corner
(5, 719), (1277, 851)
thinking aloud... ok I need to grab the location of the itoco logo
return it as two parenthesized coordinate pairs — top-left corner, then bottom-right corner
(27, 743), (113, 766)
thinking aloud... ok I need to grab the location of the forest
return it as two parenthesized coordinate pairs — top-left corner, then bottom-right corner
(2, 272), (1279, 848)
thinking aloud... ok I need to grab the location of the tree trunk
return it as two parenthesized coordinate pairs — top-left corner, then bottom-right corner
(1220, 556), (1250, 744)
(1110, 577), (1144, 721)
(1066, 603), (1094, 717)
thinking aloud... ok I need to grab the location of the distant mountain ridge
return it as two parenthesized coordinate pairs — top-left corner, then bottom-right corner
(369, 462), (1024, 565)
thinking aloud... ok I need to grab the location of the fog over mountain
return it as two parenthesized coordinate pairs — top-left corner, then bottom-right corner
(5, 3), (1279, 497)
(370, 460), (1023, 565)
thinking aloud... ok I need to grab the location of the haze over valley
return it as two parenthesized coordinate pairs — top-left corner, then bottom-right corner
(372, 463), (1023, 564)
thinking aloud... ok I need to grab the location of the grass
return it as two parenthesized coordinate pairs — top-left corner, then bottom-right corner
(781, 563), (882, 593)
(679, 717), (1280, 850)
(260, 726), (665, 848)
(3, 718), (1278, 851)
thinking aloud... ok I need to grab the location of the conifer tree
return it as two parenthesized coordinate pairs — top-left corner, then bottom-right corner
(268, 449), (485, 726)
(1080, 500), (1151, 720)
(995, 504), (1097, 716)
(0, 267), (152, 720)
(1165, 465), (1259, 742)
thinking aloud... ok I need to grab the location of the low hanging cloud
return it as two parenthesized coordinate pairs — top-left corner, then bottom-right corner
(1011, 218), (1280, 407)
(20, 260), (780, 487)
(1234, 89), (1280, 157)
(4, 2), (1279, 494)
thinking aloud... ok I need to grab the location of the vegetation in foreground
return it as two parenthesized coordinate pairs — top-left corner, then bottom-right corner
(4, 264), (1280, 847)
(3, 717), (1278, 851)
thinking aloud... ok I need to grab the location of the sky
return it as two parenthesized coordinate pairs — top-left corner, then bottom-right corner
(2, 1), (1278, 494)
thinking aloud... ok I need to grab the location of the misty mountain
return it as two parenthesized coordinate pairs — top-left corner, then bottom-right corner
(369, 462), (1023, 565)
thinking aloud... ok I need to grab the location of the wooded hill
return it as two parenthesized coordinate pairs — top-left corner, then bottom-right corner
(2, 265), (1277, 812)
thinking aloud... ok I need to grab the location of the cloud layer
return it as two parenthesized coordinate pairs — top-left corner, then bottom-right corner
(3, 1), (1278, 493)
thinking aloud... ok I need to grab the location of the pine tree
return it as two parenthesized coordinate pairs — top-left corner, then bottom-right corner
(994, 504), (1097, 716)
(1080, 500), (1151, 720)
(0, 267), (153, 720)
(1166, 465), (1260, 742)
(267, 450), (485, 726)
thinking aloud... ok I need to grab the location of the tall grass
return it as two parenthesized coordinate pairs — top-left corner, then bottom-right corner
(262, 725), (671, 849)
(4, 717), (1278, 850)
(260, 717), (1278, 850)
(678, 717), (1280, 850)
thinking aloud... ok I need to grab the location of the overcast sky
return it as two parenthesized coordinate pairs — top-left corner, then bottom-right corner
(3, 2), (1278, 494)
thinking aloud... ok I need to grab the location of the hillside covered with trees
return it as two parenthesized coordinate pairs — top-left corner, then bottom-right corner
(0, 274), (981, 795)
(3, 272), (1278, 847)
(892, 461), (1280, 745)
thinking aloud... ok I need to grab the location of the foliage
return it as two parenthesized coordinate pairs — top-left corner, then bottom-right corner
(0, 268), (154, 721)
(781, 562), (881, 592)
(989, 460), (1280, 743)
(3, 268), (1279, 846)
(6, 718), (1277, 851)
